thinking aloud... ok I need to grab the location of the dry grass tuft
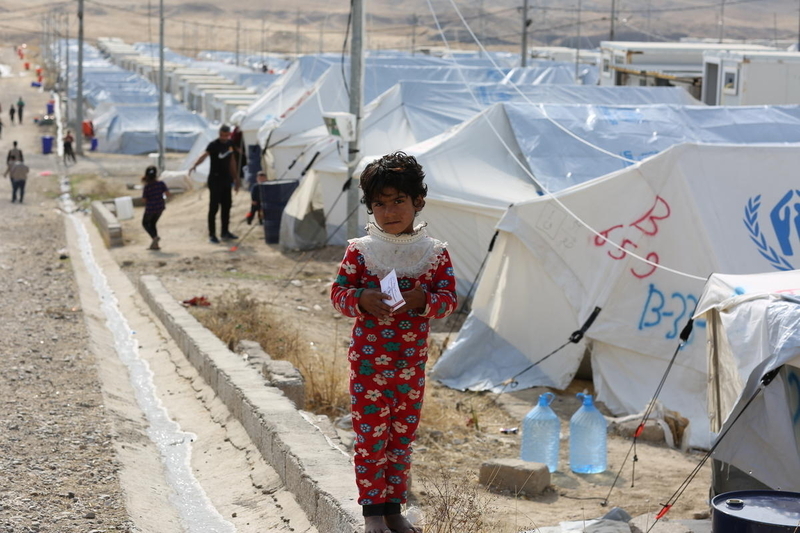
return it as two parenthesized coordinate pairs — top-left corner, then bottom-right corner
(71, 173), (129, 202)
(192, 288), (350, 417)
(417, 467), (498, 533)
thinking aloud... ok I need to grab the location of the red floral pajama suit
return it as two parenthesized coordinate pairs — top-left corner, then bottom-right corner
(331, 224), (457, 505)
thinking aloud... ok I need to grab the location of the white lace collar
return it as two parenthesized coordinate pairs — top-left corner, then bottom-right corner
(350, 222), (446, 279)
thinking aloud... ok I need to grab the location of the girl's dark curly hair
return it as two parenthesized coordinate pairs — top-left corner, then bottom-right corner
(360, 151), (427, 214)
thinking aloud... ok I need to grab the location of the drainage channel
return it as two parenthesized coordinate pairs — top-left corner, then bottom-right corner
(59, 177), (235, 533)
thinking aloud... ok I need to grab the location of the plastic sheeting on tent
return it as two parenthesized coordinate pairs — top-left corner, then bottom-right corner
(93, 103), (209, 154)
(399, 102), (800, 296)
(278, 83), (700, 251)
(695, 271), (800, 490)
(236, 54), (585, 145)
(257, 61), (582, 148)
(432, 143), (800, 450)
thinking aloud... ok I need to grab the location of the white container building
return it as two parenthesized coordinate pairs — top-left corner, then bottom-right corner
(599, 41), (774, 98)
(702, 50), (800, 105)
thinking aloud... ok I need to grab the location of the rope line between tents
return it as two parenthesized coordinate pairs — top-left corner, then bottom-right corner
(491, 306), (602, 401)
(442, 0), (636, 164)
(602, 313), (698, 506)
(422, 0), (706, 282)
(645, 366), (783, 532)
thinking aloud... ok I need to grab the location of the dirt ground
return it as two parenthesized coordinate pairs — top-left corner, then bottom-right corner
(104, 170), (712, 531)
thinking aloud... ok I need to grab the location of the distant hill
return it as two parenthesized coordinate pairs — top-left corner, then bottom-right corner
(2, 0), (798, 58)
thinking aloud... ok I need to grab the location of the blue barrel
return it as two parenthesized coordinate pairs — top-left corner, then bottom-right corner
(90, 137), (98, 151)
(712, 490), (800, 532)
(259, 180), (299, 244)
(41, 135), (53, 154)
(46, 102), (54, 114)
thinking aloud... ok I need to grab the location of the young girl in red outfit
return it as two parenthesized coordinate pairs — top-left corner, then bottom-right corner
(331, 152), (457, 533)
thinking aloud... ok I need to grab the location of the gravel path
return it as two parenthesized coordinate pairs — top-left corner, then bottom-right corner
(0, 153), (133, 531)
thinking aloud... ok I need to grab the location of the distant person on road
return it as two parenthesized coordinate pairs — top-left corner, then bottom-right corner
(0, 117), (3, 139)
(16, 97), (24, 124)
(9, 104), (15, 124)
(63, 130), (76, 164)
(6, 141), (23, 166)
(189, 124), (241, 244)
(141, 165), (170, 251)
(4, 155), (29, 203)
(330, 152), (457, 533)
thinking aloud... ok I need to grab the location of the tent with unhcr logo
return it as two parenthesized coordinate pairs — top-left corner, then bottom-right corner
(432, 142), (800, 450)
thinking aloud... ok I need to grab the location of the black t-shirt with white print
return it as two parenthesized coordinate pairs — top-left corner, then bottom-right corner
(205, 139), (235, 183)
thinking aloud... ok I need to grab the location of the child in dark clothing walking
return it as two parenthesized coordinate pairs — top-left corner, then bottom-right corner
(141, 165), (169, 250)
(331, 152), (457, 533)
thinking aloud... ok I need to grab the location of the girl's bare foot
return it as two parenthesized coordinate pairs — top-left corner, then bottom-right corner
(365, 515), (391, 533)
(384, 513), (422, 533)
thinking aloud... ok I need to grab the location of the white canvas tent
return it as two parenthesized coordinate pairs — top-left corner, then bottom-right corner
(695, 271), (800, 490)
(260, 62), (584, 170)
(433, 143), (800, 449)
(405, 102), (800, 295)
(279, 84), (701, 251)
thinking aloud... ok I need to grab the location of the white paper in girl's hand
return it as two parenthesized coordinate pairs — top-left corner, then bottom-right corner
(380, 269), (406, 312)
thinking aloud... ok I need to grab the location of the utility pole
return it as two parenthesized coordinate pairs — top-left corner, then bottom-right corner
(295, 9), (301, 56)
(609, 0), (616, 41)
(347, 0), (365, 240)
(797, 0), (800, 51)
(319, 18), (325, 54)
(575, 0), (581, 83)
(718, 0), (726, 43)
(261, 18), (266, 65)
(158, 0), (165, 171)
(411, 13), (417, 55)
(521, 0), (529, 67)
(479, 0), (485, 56)
(193, 22), (198, 58)
(65, 10), (70, 123)
(76, 0), (84, 156)
(236, 20), (241, 66)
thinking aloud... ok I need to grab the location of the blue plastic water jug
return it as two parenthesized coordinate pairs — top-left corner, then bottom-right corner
(569, 392), (607, 474)
(520, 392), (560, 472)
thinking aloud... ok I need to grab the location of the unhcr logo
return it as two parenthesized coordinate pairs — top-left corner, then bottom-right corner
(744, 193), (797, 271)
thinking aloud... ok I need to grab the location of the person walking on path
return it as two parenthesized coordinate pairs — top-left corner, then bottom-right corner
(189, 124), (241, 244)
(6, 141), (23, 167)
(141, 165), (170, 250)
(9, 104), (15, 125)
(0, 117), (3, 139)
(4, 155), (29, 203)
(16, 97), (24, 124)
(331, 151), (457, 533)
(63, 131), (76, 164)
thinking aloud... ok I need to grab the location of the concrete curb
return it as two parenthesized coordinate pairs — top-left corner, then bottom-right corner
(138, 275), (361, 533)
(237, 339), (306, 410)
(91, 200), (123, 247)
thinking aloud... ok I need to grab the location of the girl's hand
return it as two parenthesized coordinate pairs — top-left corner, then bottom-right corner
(393, 282), (425, 315)
(358, 289), (392, 318)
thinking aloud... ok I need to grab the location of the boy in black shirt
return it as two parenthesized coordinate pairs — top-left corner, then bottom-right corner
(189, 125), (242, 243)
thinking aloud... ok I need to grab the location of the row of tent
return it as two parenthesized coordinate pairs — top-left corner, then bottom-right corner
(58, 40), (800, 486)
(57, 39), (209, 154)
(219, 50), (800, 470)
